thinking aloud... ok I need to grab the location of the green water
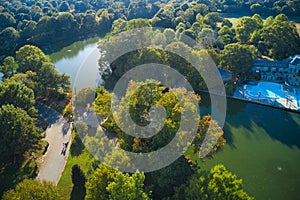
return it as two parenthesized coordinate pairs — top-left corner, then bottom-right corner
(52, 39), (300, 200)
(191, 94), (300, 200)
(49, 37), (101, 89)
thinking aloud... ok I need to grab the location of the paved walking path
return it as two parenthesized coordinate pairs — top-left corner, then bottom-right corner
(35, 104), (72, 185)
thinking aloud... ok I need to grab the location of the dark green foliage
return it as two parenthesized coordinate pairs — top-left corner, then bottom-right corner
(0, 81), (36, 116)
(145, 156), (195, 200)
(16, 45), (50, 73)
(0, 105), (42, 164)
(250, 14), (300, 60)
(0, 27), (19, 55)
(220, 43), (259, 76)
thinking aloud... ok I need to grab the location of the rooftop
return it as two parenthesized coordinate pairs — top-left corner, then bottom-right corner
(290, 55), (300, 66)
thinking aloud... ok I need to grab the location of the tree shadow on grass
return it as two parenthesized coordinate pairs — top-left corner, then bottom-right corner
(70, 134), (85, 157)
(0, 158), (37, 197)
(70, 186), (86, 200)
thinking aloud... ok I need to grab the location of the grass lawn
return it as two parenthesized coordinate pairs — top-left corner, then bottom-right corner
(57, 131), (96, 200)
(0, 140), (46, 197)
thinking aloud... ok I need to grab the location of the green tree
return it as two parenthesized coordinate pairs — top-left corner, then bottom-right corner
(0, 105), (42, 163)
(94, 87), (112, 119)
(85, 163), (117, 200)
(218, 26), (235, 48)
(173, 165), (253, 200)
(2, 179), (60, 200)
(0, 27), (20, 55)
(6, 71), (39, 95)
(193, 115), (226, 159)
(107, 171), (149, 200)
(16, 45), (50, 73)
(58, 1), (70, 12)
(203, 12), (221, 29)
(37, 62), (70, 97)
(192, 4), (209, 16)
(235, 16), (262, 43)
(56, 12), (79, 36)
(0, 12), (16, 31)
(250, 14), (300, 59)
(0, 56), (18, 79)
(125, 18), (151, 30)
(0, 81), (36, 116)
(220, 43), (259, 76)
(146, 156), (195, 199)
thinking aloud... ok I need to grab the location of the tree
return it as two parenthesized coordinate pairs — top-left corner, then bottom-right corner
(218, 26), (235, 47)
(0, 81), (36, 116)
(193, 115), (226, 159)
(107, 171), (149, 200)
(18, 20), (37, 40)
(146, 156), (195, 199)
(85, 163), (117, 200)
(250, 14), (300, 59)
(0, 105), (42, 163)
(173, 165), (253, 200)
(125, 18), (151, 30)
(205, 165), (253, 199)
(163, 28), (176, 44)
(6, 71), (39, 95)
(0, 12), (16, 31)
(94, 86), (112, 120)
(37, 62), (70, 97)
(220, 43), (259, 76)
(2, 179), (60, 200)
(203, 12), (221, 29)
(0, 56), (18, 79)
(0, 27), (20, 55)
(192, 4), (209, 16)
(56, 12), (79, 36)
(58, 1), (70, 12)
(16, 45), (50, 73)
(235, 16), (262, 43)
(197, 27), (215, 49)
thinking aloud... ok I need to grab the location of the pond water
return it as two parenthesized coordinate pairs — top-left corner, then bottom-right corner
(51, 39), (300, 200)
(49, 37), (101, 90)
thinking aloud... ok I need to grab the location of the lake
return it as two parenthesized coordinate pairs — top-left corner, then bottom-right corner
(49, 37), (101, 91)
(51, 39), (300, 200)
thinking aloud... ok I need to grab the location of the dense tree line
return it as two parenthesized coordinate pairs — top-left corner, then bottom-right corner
(0, 0), (162, 58)
(0, 44), (70, 166)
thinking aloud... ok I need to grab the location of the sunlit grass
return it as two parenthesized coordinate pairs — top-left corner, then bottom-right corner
(57, 132), (95, 199)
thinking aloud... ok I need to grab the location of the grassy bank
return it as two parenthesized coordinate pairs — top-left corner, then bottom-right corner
(57, 132), (95, 200)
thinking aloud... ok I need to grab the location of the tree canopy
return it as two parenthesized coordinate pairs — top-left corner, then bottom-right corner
(0, 104), (42, 163)
(173, 164), (253, 200)
(2, 179), (61, 200)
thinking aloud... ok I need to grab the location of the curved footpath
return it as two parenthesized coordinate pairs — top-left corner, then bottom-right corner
(35, 103), (72, 185)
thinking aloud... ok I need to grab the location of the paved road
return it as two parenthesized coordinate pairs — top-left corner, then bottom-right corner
(36, 104), (72, 185)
